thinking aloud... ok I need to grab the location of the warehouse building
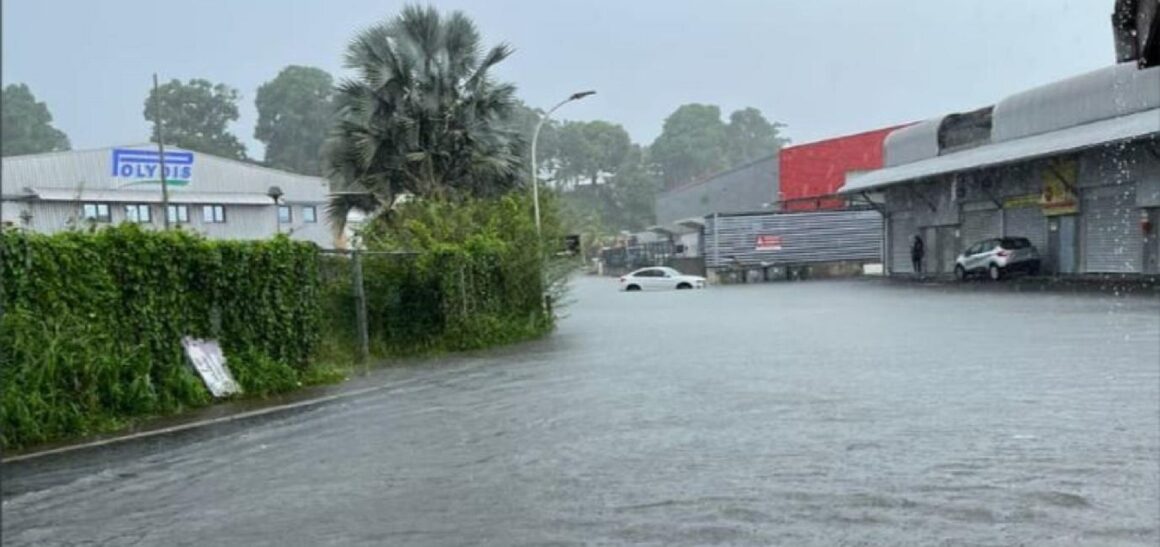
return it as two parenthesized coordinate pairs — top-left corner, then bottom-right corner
(841, 61), (1160, 276)
(778, 126), (904, 211)
(654, 154), (779, 226)
(1, 145), (336, 248)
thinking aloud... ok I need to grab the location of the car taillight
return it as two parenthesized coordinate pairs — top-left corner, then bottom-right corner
(996, 250), (1010, 257)
(619, 277), (625, 282)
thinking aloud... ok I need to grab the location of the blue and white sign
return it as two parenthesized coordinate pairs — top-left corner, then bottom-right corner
(111, 148), (194, 187)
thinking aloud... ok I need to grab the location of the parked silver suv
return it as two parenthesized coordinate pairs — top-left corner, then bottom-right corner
(955, 237), (1041, 281)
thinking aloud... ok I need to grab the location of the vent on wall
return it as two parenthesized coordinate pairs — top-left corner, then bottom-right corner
(937, 106), (993, 154)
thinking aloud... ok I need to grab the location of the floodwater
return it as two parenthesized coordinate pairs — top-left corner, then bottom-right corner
(3, 278), (1159, 546)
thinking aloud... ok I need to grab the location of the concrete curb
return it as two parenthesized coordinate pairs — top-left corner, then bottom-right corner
(1, 380), (397, 465)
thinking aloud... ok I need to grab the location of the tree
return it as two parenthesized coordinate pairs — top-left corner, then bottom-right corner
(649, 104), (728, 189)
(559, 143), (660, 234)
(607, 145), (661, 230)
(725, 107), (788, 166)
(254, 66), (334, 175)
(143, 78), (247, 160)
(324, 5), (524, 231)
(555, 121), (632, 188)
(2, 84), (70, 156)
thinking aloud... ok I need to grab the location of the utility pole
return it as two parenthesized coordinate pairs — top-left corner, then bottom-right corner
(152, 74), (170, 229)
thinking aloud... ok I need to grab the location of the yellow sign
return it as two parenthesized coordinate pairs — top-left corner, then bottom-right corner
(1004, 194), (1040, 208)
(1040, 158), (1079, 216)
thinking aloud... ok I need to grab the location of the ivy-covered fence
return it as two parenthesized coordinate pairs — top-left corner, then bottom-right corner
(0, 225), (322, 449)
(319, 243), (552, 358)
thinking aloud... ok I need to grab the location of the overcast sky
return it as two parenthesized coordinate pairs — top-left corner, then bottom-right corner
(3, 0), (1112, 158)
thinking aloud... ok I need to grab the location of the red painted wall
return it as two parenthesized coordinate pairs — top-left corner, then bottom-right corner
(778, 125), (907, 211)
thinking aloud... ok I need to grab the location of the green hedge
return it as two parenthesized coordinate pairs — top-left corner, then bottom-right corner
(0, 225), (322, 449)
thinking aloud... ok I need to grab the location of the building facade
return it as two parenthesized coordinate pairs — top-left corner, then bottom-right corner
(1, 145), (336, 248)
(654, 154), (779, 226)
(778, 126), (904, 211)
(842, 62), (1160, 276)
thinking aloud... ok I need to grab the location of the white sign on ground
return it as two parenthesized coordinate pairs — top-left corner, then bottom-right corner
(181, 337), (242, 397)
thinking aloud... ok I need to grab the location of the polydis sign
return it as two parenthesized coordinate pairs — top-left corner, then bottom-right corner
(756, 234), (783, 251)
(112, 148), (194, 187)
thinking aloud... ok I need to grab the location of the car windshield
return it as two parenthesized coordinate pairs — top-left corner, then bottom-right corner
(3, 3), (1157, 547)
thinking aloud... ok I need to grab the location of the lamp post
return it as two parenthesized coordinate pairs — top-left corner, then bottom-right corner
(530, 90), (595, 239)
(267, 185), (284, 235)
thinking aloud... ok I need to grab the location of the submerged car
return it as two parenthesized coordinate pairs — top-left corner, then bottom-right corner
(955, 237), (1041, 281)
(619, 267), (706, 291)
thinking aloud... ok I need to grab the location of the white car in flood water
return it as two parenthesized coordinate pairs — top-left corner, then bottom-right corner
(619, 267), (706, 291)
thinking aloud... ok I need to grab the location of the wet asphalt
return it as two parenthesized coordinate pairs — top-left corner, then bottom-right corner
(3, 277), (1159, 546)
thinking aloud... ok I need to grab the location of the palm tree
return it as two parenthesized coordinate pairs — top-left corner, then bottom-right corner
(324, 5), (525, 233)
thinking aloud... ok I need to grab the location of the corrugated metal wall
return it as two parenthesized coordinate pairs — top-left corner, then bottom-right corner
(1004, 205), (1049, 255)
(1083, 185), (1142, 272)
(961, 206), (1001, 247)
(889, 213), (915, 273)
(704, 209), (882, 268)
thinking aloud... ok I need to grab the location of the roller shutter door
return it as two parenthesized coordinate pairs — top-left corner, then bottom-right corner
(960, 207), (1000, 249)
(1005, 206), (1048, 255)
(1083, 186), (1141, 273)
(890, 213), (915, 274)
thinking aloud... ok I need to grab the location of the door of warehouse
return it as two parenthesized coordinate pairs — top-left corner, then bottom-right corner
(1145, 209), (1160, 274)
(890, 213), (915, 274)
(960, 206), (1001, 250)
(1082, 185), (1142, 273)
(1004, 205), (1049, 255)
(936, 225), (958, 274)
(1047, 215), (1079, 274)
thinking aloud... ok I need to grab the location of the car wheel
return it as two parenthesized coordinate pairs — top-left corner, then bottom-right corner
(954, 265), (967, 282)
(988, 264), (1002, 281)
(625, 284), (642, 291)
(1028, 263), (1041, 276)
(676, 282), (692, 290)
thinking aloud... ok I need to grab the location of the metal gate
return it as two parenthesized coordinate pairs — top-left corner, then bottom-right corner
(936, 225), (958, 273)
(1082, 186), (1141, 273)
(890, 213), (915, 274)
(960, 207), (1000, 248)
(1004, 206), (1048, 255)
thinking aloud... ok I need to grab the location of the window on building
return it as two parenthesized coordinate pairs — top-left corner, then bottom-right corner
(166, 205), (189, 224)
(302, 205), (317, 223)
(125, 204), (152, 223)
(81, 203), (111, 222)
(202, 205), (226, 223)
(278, 205), (292, 223)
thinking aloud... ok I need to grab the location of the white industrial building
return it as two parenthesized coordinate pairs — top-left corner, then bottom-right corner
(1, 145), (336, 248)
(841, 62), (1160, 276)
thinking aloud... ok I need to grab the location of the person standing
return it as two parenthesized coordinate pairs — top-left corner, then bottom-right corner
(911, 234), (925, 273)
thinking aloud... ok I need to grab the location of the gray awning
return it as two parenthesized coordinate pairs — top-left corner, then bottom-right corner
(840, 108), (1160, 193)
(29, 188), (275, 205)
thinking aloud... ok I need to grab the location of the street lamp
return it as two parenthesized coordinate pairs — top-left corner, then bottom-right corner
(530, 90), (595, 238)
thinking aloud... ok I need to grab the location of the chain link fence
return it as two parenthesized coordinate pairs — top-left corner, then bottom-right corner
(319, 248), (553, 364)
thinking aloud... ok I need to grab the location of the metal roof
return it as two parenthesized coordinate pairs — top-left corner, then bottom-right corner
(992, 63), (1160, 143)
(840, 108), (1160, 193)
(883, 118), (943, 167)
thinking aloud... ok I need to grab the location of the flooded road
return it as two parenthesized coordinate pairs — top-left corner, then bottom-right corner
(4, 278), (1159, 546)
